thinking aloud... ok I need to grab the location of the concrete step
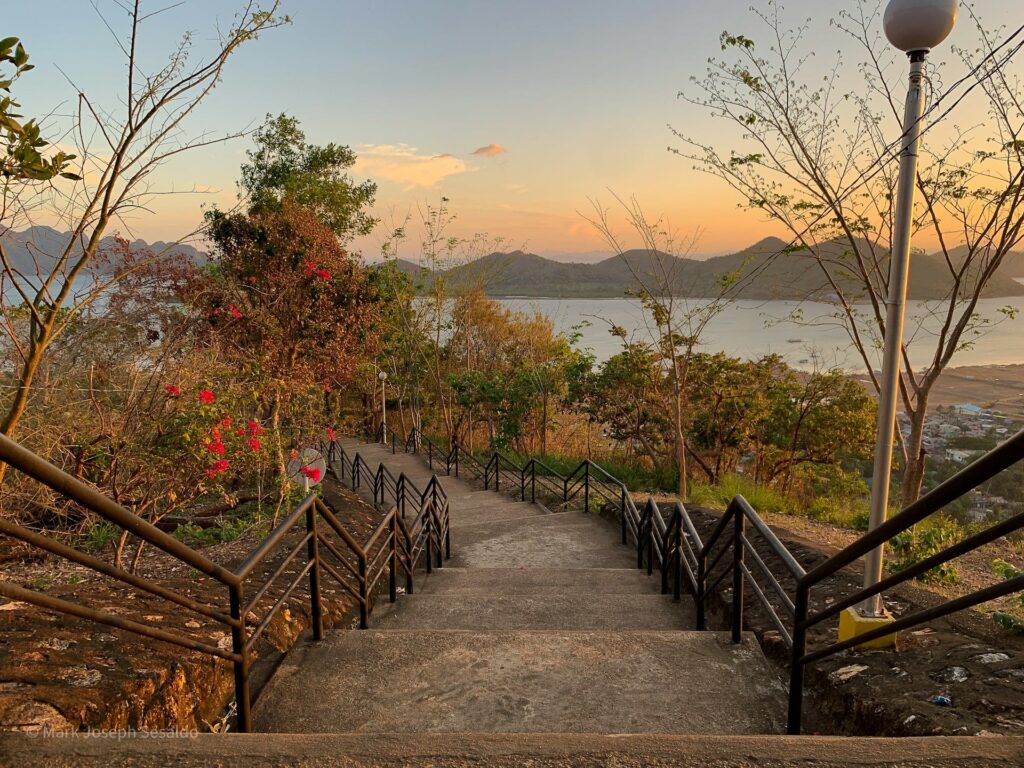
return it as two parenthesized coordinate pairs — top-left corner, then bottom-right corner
(450, 512), (635, 569)
(448, 502), (548, 529)
(416, 567), (661, 595)
(254, 629), (786, 735)
(372, 593), (694, 630)
(7, 733), (1022, 768)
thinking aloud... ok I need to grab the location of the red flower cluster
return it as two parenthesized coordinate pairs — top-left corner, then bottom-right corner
(164, 384), (181, 397)
(325, 427), (337, 441)
(228, 305), (242, 320)
(299, 466), (322, 482)
(198, 389), (215, 405)
(247, 437), (262, 452)
(206, 459), (231, 478)
(301, 259), (331, 281)
(247, 420), (264, 436)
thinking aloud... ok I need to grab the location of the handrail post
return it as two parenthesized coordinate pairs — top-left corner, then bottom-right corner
(531, 462), (536, 504)
(637, 503), (647, 569)
(661, 518), (671, 594)
(425, 506), (434, 574)
(562, 475), (568, 505)
(620, 486), (627, 545)
(389, 515), (398, 603)
(696, 545), (707, 631)
(453, 440), (459, 478)
(732, 505), (745, 644)
(584, 462), (590, 514)
(358, 552), (368, 629)
(520, 463), (526, 501)
(493, 456), (499, 492)
(229, 583), (252, 732)
(787, 583), (809, 735)
(673, 514), (682, 601)
(647, 507), (654, 576)
(306, 505), (324, 642)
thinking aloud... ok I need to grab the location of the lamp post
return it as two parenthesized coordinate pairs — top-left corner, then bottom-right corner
(859, 0), (958, 621)
(378, 370), (388, 445)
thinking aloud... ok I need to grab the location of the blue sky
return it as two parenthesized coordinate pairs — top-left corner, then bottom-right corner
(7, 1), (1024, 258)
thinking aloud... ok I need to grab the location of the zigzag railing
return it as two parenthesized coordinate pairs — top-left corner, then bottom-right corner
(372, 422), (1024, 735)
(0, 432), (450, 734)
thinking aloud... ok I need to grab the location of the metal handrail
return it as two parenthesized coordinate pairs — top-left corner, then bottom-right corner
(0, 431), (452, 735)
(372, 424), (1024, 736)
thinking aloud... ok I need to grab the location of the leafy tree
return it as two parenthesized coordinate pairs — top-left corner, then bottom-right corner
(678, 3), (1024, 504)
(0, 37), (77, 182)
(199, 201), (383, 461)
(240, 113), (377, 240)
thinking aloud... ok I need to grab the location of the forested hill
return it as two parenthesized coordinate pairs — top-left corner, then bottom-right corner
(392, 236), (1024, 301)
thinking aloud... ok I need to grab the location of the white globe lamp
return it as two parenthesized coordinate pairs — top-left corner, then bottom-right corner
(883, 0), (958, 53)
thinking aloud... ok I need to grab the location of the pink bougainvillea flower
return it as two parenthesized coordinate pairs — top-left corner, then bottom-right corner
(325, 427), (337, 441)
(289, 449), (299, 461)
(315, 269), (331, 281)
(210, 427), (221, 439)
(323, 383), (332, 393)
(236, 427), (246, 436)
(247, 437), (262, 452)
(205, 459), (231, 478)
(247, 420), (264, 436)
(198, 389), (215, 405)
(207, 441), (226, 455)
(299, 466), (322, 482)
(213, 308), (220, 316)
(164, 384), (181, 397)
(248, 276), (257, 283)
(301, 259), (317, 277)
(228, 305), (242, 320)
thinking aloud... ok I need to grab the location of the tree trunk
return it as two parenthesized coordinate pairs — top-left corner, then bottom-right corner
(900, 394), (929, 508)
(0, 340), (47, 483)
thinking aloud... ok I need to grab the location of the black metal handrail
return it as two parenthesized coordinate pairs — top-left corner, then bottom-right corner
(0, 431), (452, 734)
(374, 424), (1024, 736)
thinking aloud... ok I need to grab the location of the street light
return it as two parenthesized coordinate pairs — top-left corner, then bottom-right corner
(378, 370), (388, 444)
(855, 0), (958, 629)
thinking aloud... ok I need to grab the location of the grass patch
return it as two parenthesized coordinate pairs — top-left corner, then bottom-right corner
(688, 474), (795, 516)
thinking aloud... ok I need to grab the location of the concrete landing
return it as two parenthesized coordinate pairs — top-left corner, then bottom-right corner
(254, 629), (787, 735)
(450, 512), (635, 568)
(6, 733), (1023, 768)
(372, 594), (694, 630)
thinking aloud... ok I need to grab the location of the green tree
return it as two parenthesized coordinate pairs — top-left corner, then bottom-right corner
(240, 113), (377, 240)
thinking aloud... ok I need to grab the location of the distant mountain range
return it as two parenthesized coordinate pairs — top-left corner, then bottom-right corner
(393, 237), (1024, 301)
(0, 226), (207, 277)
(3, 227), (1023, 302)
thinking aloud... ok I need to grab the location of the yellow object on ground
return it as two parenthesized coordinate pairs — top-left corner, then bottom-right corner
(838, 606), (897, 650)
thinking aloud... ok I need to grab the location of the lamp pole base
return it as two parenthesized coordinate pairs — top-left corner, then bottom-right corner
(838, 606), (898, 651)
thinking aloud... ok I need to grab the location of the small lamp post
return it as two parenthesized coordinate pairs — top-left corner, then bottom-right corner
(378, 370), (388, 444)
(848, 0), (958, 640)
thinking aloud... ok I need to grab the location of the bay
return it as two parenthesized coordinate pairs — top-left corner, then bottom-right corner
(496, 297), (1024, 371)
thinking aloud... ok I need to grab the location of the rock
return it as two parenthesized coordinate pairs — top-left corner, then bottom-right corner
(39, 638), (74, 651)
(931, 666), (969, 684)
(60, 667), (103, 687)
(0, 698), (74, 732)
(973, 652), (1010, 664)
(829, 664), (869, 684)
(185, 620), (202, 629)
(0, 601), (27, 612)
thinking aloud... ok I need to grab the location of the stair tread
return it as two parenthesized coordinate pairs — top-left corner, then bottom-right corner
(254, 630), (786, 735)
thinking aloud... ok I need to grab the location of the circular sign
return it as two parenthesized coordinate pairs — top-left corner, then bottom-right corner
(286, 448), (327, 488)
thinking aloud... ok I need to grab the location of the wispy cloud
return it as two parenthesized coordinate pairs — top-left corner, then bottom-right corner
(471, 143), (507, 157)
(354, 144), (473, 189)
(505, 183), (529, 194)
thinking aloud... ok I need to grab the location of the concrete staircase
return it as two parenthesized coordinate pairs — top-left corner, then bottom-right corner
(252, 437), (788, 736)
(6, 437), (1024, 765)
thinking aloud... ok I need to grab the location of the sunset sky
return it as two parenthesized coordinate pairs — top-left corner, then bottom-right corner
(8, 0), (1023, 260)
